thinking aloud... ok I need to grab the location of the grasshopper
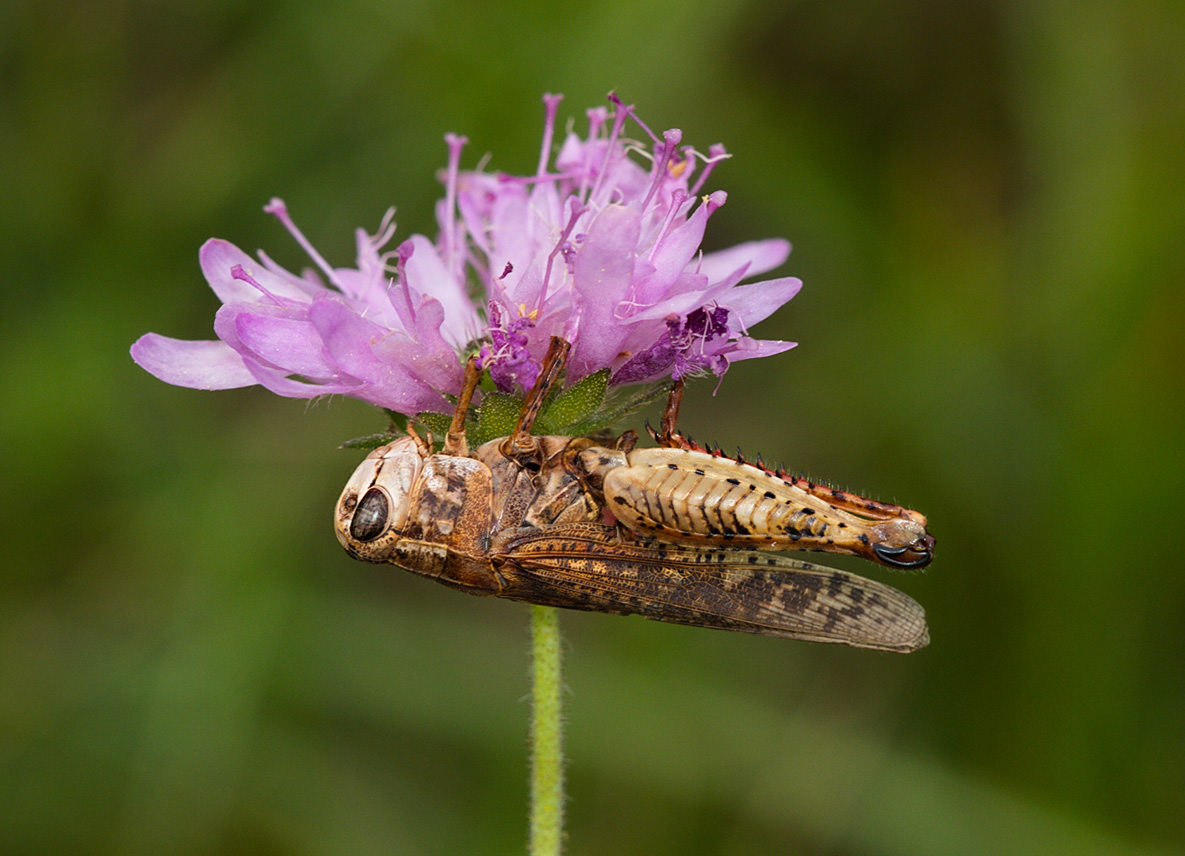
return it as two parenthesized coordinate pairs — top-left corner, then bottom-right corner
(335, 338), (933, 651)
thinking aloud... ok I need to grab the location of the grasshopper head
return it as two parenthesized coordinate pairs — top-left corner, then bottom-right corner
(335, 436), (426, 562)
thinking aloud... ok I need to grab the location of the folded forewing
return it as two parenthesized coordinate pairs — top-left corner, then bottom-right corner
(494, 524), (928, 652)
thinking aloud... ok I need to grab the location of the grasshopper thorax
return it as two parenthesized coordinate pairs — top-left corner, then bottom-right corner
(335, 436), (427, 562)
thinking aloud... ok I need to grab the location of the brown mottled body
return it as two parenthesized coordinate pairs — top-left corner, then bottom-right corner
(335, 338), (933, 652)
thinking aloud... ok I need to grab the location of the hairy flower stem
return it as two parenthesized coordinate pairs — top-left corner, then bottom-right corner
(529, 605), (564, 856)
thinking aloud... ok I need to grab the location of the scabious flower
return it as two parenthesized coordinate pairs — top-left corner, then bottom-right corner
(132, 93), (801, 415)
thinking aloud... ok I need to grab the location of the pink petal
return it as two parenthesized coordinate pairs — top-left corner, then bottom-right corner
(719, 277), (803, 327)
(726, 338), (798, 362)
(370, 296), (464, 393)
(491, 185), (547, 301)
(626, 195), (712, 308)
(568, 204), (642, 378)
(698, 239), (791, 283)
(242, 360), (363, 400)
(621, 273), (737, 324)
(327, 225), (394, 309)
(400, 235), (480, 349)
(130, 335), (257, 389)
(309, 297), (447, 413)
(234, 313), (338, 380)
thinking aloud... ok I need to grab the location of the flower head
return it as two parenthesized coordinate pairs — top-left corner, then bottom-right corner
(132, 94), (801, 417)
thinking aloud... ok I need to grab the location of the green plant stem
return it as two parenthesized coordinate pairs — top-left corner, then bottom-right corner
(529, 605), (564, 856)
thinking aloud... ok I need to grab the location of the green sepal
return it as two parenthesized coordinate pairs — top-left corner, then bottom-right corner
(343, 372), (671, 454)
(565, 379), (670, 437)
(381, 409), (409, 435)
(534, 369), (609, 435)
(415, 410), (453, 445)
(472, 392), (525, 447)
(339, 432), (402, 452)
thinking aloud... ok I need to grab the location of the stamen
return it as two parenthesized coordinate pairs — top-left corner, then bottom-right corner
(537, 198), (586, 313)
(442, 133), (468, 276)
(645, 187), (689, 264)
(264, 198), (341, 289)
(537, 93), (564, 178)
(390, 242), (420, 329)
(689, 143), (730, 196)
(355, 208), (399, 308)
(572, 106), (608, 202)
(585, 106), (608, 139)
(640, 129), (682, 211)
(373, 207), (398, 248)
(610, 92), (660, 144)
(562, 303), (583, 344)
(589, 94), (632, 205)
(230, 264), (286, 306)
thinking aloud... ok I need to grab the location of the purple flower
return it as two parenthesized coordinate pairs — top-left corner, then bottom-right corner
(132, 94), (801, 415)
(447, 93), (800, 393)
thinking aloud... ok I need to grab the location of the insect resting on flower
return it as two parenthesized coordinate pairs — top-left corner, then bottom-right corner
(335, 338), (933, 652)
(130, 93), (935, 650)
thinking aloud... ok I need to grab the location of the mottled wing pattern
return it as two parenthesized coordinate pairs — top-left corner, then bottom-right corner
(494, 524), (929, 652)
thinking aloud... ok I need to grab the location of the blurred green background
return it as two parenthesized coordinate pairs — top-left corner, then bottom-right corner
(3, 1), (1183, 854)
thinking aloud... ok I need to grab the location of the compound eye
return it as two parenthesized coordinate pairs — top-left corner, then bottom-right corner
(349, 487), (390, 542)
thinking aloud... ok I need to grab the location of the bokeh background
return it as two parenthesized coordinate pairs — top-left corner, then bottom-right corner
(3, 1), (1183, 854)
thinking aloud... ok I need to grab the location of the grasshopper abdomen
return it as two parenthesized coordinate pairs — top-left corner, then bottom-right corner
(596, 447), (934, 569)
